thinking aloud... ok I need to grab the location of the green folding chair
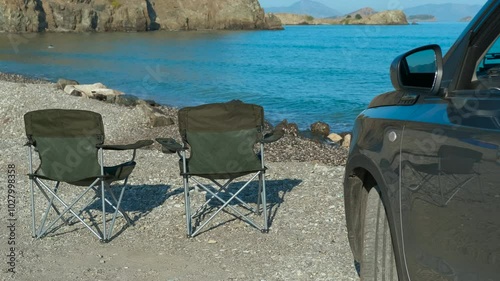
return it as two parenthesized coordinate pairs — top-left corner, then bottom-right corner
(157, 101), (283, 237)
(24, 109), (152, 242)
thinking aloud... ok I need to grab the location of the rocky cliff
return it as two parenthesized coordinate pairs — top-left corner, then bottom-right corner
(0, 0), (283, 32)
(274, 10), (408, 25)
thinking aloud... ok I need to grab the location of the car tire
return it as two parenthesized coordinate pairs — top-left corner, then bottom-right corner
(360, 187), (398, 281)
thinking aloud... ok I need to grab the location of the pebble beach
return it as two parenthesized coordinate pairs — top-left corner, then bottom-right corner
(0, 73), (357, 281)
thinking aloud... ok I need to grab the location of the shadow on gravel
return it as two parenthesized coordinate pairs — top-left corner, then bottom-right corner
(39, 184), (180, 241)
(87, 184), (181, 218)
(84, 184), (182, 238)
(201, 178), (302, 228)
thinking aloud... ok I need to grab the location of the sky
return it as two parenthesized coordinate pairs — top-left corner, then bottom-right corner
(259, 0), (488, 14)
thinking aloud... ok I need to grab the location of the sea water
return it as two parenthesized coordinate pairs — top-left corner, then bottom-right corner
(0, 22), (468, 132)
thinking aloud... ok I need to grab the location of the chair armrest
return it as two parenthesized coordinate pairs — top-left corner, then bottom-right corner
(156, 138), (184, 153)
(262, 128), (284, 143)
(97, 140), (153, 150)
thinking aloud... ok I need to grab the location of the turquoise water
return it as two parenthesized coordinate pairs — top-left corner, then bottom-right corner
(0, 23), (468, 132)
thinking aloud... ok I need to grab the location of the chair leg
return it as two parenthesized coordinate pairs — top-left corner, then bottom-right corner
(28, 146), (36, 238)
(261, 172), (268, 233)
(101, 179), (107, 241)
(105, 182), (128, 240)
(105, 179), (133, 224)
(257, 174), (262, 215)
(184, 175), (192, 237)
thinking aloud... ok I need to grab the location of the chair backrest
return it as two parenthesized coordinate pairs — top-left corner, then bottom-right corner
(24, 109), (105, 182)
(178, 101), (264, 177)
(438, 145), (482, 174)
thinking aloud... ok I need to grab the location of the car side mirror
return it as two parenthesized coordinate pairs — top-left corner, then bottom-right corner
(390, 44), (443, 95)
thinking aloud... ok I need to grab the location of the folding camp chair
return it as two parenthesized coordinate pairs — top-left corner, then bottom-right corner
(24, 109), (152, 242)
(156, 101), (283, 237)
(404, 145), (482, 206)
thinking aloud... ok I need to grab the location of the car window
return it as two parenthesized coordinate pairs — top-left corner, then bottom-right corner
(474, 36), (500, 89)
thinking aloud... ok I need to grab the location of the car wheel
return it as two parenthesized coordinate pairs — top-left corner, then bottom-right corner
(360, 187), (398, 281)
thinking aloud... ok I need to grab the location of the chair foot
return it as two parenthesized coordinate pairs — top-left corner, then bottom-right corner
(261, 229), (269, 234)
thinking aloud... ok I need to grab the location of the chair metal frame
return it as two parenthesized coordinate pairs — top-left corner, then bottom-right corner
(404, 145), (482, 206)
(180, 143), (268, 237)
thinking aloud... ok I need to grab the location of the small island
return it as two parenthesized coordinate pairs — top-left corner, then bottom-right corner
(271, 9), (409, 25)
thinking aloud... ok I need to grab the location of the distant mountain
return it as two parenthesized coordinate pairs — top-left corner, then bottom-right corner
(264, 0), (341, 18)
(404, 3), (482, 22)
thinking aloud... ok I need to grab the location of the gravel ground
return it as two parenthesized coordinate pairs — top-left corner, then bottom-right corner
(0, 79), (357, 281)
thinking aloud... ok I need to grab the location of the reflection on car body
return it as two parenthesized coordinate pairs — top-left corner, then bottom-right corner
(343, 1), (500, 280)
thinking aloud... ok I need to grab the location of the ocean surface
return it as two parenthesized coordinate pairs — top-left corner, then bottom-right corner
(0, 23), (469, 132)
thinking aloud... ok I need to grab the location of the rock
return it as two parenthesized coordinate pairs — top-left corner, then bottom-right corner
(56, 78), (79, 90)
(276, 119), (299, 137)
(264, 13), (284, 30)
(342, 134), (351, 148)
(64, 85), (79, 95)
(64, 83), (103, 98)
(138, 101), (174, 127)
(310, 121), (330, 137)
(0, 0), (46, 32)
(68, 89), (83, 97)
(151, 112), (175, 127)
(114, 94), (140, 106)
(63, 83), (124, 101)
(327, 133), (342, 143)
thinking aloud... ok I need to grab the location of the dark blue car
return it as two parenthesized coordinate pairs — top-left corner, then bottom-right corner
(343, 1), (500, 280)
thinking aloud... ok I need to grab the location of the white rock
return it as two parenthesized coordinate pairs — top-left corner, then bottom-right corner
(327, 133), (342, 143)
(342, 134), (352, 148)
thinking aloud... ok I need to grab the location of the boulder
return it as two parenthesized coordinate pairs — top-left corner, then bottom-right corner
(327, 133), (342, 143)
(63, 83), (124, 101)
(138, 101), (174, 127)
(113, 94), (140, 106)
(264, 13), (284, 30)
(68, 89), (83, 97)
(342, 134), (352, 148)
(151, 112), (175, 127)
(310, 121), (330, 137)
(276, 119), (299, 137)
(56, 78), (79, 90)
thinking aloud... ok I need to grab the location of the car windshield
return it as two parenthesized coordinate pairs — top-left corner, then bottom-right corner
(476, 37), (500, 77)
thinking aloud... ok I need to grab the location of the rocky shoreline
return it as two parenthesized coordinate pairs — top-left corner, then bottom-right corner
(0, 71), (350, 166)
